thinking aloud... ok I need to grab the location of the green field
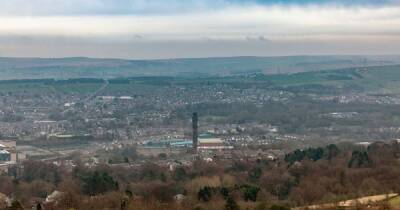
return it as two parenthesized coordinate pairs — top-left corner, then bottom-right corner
(263, 64), (400, 94)
(1, 64), (400, 95)
(0, 83), (51, 94)
(52, 83), (103, 94)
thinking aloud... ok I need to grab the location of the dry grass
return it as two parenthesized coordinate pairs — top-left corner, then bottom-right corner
(389, 195), (400, 209)
(185, 176), (222, 194)
(221, 175), (237, 188)
(294, 193), (398, 210)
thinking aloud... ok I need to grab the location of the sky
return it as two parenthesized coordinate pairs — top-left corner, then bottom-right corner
(1, 0), (400, 59)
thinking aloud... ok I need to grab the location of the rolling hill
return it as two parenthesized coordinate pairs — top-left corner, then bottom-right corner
(1, 55), (399, 80)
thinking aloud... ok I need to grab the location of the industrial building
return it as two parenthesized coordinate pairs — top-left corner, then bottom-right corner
(0, 150), (10, 162)
(144, 138), (192, 149)
(0, 140), (18, 173)
(192, 112), (198, 152)
(198, 138), (233, 151)
(192, 112), (233, 152)
(170, 140), (193, 148)
(0, 140), (17, 162)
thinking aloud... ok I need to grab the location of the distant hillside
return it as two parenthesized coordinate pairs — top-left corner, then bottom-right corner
(0, 55), (399, 80)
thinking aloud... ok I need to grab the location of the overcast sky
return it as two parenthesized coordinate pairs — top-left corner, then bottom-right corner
(1, 0), (400, 59)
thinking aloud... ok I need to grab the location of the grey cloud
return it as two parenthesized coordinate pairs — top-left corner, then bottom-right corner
(2, 2), (400, 58)
(246, 36), (270, 42)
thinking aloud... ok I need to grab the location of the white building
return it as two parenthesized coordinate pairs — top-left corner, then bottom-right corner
(198, 138), (233, 151)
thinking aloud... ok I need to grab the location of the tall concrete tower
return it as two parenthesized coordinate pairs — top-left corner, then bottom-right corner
(192, 112), (198, 152)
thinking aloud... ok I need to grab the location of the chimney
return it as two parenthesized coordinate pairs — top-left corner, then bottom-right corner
(192, 112), (198, 152)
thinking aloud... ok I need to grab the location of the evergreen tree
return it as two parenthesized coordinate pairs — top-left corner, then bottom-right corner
(225, 196), (240, 210)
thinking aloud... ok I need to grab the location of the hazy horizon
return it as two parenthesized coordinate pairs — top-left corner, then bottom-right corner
(1, 54), (400, 62)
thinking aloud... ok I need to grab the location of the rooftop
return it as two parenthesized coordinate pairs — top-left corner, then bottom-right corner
(199, 138), (223, 144)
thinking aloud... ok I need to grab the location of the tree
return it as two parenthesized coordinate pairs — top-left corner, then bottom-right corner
(306, 147), (324, 161)
(10, 200), (24, 210)
(249, 167), (262, 181)
(261, 172), (295, 200)
(225, 196), (240, 210)
(35, 203), (42, 210)
(220, 187), (230, 200)
(158, 153), (167, 160)
(348, 151), (372, 168)
(284, 147), (325, 164)
(325, 144), (340, 160)
(198, 186), (213, 202)
(21, 161), (60, 184)
(173, 167), (187, 181)
(140, 163), (163, 181)
(242, 185), (260, 202)
(82, 171), (119, 195)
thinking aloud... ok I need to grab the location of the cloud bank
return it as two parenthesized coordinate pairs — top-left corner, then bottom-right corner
(1, 0), (400, 58)
(2, 6), (400, 40)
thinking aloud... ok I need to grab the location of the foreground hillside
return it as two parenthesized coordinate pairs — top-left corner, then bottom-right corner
(2, 141), (400, 210)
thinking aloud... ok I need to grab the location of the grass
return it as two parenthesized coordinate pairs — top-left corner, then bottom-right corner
(0, 83), (51, 94)
(389, 195), (400, 208)
(263, 65), (400, 94)
(266, 71), (326, 85)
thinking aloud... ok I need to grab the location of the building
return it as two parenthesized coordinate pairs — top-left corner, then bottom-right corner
(0, 150), (10, 161)
(0, 140), (17, 173)
(119, 96), (133, 100)
(192, 112), (198, 152)
(198, 138), (233, 151)
(190, 113), (233, 152)
(0, 140), (17, 162)
(170, 140), (193, 148)
(145, 138), (193, 149)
